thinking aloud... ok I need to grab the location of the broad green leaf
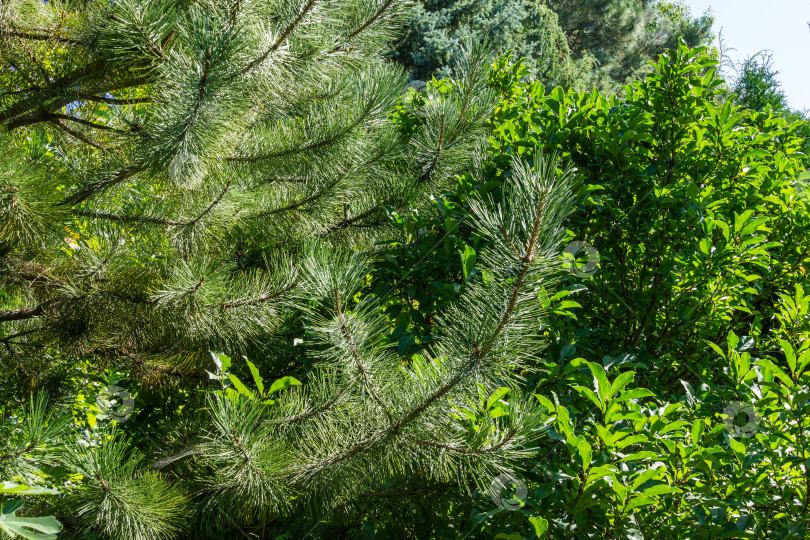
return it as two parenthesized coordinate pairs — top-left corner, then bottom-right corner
(632, 467), (665, 490)
(609, 371), (636, 399)
(640, 484), (681, 497)
(779, 340), (797, 375)
(245, 358), (264, 396)
(572, 385), (603, 411)
(625, 495), (656, 512)
(267, 376), (302, 395)
(0, 484), (58, 496)
(615, 388), (656, 402)
(527, 515), (548, 538)
(487, 387), (510, 410)
(459, 244), (476, 281)
(227, 374), (251, 396)
(577, 439), (592, 471)
(691, 419), (704, 443)
(588, 362), (610, 404)
(755, 358), (794, 387)
(211, 352), (231, 373)
(0, 501), (62, 540)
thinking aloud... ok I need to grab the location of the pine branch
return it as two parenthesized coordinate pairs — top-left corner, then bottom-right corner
(318, 205), (382, 235)
(405, 428), (518, 455)
(73, 94), (153, 105)
(218, 280), (299, 309)
(417, 115), (446, 184)
(226, 102), (376, 163)
(334, 290), (393, 423)
(49, 117), (107, 150)
(239, 0), (319, 75)
(0, 28), (80, 45)
(344, 0), (396, 42)
(248, 150), (385, 218)
(0, 304), (46, 323)
(72, 209), (182, 226)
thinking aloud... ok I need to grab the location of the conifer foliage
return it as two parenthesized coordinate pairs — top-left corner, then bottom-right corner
(0, 0), (576, 537)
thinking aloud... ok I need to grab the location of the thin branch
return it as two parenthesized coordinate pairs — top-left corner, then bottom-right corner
(418, 115), (446, 184)
(405, 429), (518, 455)
(48, 118), (107, 151)
(317, 204), (381, 236)
(227, 102), (376, 163)
(186, 180), (232, 226)
(331, 0), (396, 49)
(72, 209), (182, 226)
(0, 304), (44, 323)
(218, 280), (299, 310)
(248, 150), (384, 219)
(73, 93), (152, 105)
(238, 0), (319, 75)
(1, 29), (79, 45)
(334, 290), (393, 423)
(48, 113), (124, 132)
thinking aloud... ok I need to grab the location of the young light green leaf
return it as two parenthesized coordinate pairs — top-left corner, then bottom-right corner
(527, 515), (549, 538)
(0, 483), (58, 496)
(779, 339), (797, 375)
(267, 376), (302, 395)
(227, 374), (251, 396)
(245, 358), (264, 396)
(588, 362), (610, 404)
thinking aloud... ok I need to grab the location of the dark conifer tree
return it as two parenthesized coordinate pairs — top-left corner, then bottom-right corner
(0, 1), (576, 537)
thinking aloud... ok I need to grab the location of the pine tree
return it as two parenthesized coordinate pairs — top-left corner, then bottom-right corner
(0, 0), (577, 537)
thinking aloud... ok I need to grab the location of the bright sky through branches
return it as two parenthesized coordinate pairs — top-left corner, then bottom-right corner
(686, 0), (810, 111)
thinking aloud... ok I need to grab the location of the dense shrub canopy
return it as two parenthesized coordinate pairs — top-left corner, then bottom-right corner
(386, 43), (810, 537)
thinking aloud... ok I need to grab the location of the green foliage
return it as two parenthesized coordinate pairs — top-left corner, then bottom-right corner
(379, 43), (810, 537)
(489, 42), (810, 383)
(0, 1), (583, 537)
(391, 0), (600, 89)
(731, 51), (810, 156)
(0, 500), (61, 540)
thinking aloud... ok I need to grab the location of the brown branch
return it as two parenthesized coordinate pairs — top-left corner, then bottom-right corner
(48, 118), (107, 150)
(48, 113), (123, 132)
(275, 380), (352, 424)
(186, 180), (231, 226)
(0, 304), (44, 323)
(358, 482), (458, 498)
(406, 429), (518, 455)
(341, 0), (396, 43)
(0, 438), (39, 460)
(1, 29), (79, 45)
(317, 204), (381, 236)
(63, 165), (145, 206)
(248, 150), (384, 219)
(74, 93), (152, 105)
